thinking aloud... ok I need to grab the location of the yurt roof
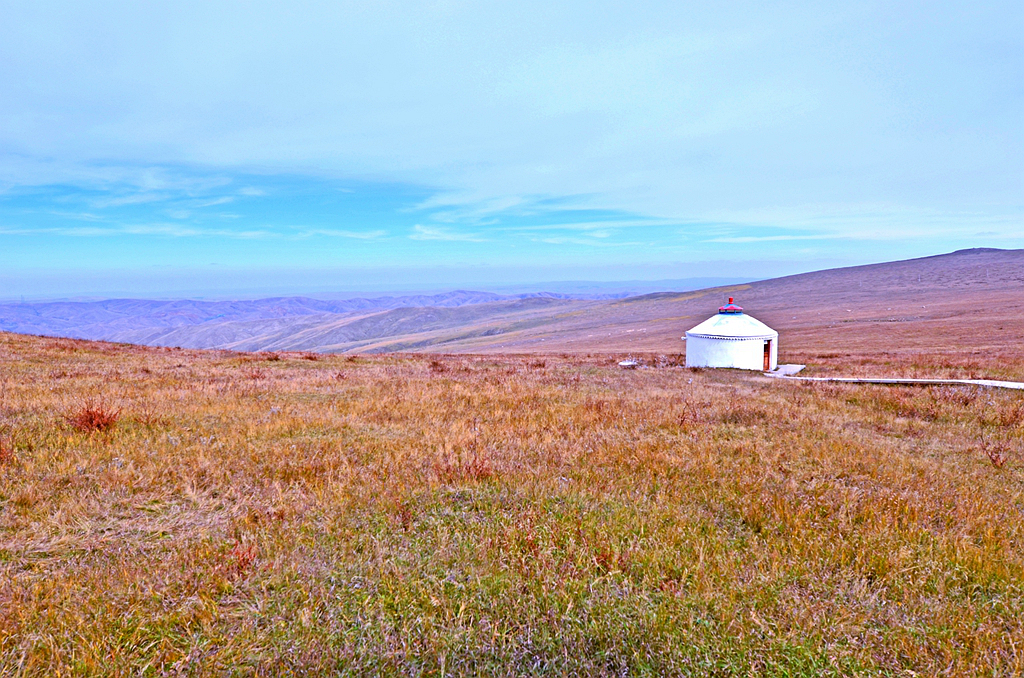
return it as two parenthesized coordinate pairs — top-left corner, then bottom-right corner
(686, 311), (777, 340)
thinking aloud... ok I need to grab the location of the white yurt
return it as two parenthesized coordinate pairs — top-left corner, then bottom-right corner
(684, 298), (778, 371)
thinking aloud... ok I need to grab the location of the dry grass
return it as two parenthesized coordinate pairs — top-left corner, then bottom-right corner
(0, 331), (1022, 675)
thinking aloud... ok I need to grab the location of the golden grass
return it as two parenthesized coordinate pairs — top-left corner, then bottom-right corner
(0, 332), (1022, 675)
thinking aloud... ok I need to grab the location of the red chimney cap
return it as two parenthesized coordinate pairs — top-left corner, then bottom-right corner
(718, 297), (743, 314)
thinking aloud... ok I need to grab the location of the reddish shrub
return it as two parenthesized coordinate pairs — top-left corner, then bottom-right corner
(69, 404), (120, 432)
(0, 439), (12, 465)
(396, 502), (415, 531)
(220, 541), (259, 579)
(435, 447), (494, 484)
(982, 439), (1009, 468)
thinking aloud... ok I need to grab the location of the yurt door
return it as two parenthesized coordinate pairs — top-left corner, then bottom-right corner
(763, 341), (771, 371)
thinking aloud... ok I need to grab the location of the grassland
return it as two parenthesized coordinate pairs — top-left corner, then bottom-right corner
(1, 331), (1023, 675)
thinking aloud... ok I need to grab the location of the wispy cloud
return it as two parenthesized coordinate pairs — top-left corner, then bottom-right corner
(300, 228), (387, 240)
(503, 218), (670, 233)
(90, 193), (170, 208)
(0, 223), (276, 239)
(131, 223), (284, 239)
(0, 222), (392, 241)
(704, 234), (845, 244)
(195, 196), (234, 207)
(693, 201), (1024, 244)
(46, 210), (106, 222)
(414, 195), (526, 222)
(534, 235), (638, 247)
(409, 225), (487, 242)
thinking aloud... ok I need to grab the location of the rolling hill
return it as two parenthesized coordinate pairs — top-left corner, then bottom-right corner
(1, 248), (1021, 357)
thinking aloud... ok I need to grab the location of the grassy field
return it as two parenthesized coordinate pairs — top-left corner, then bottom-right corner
(1, 331), (1022, 675)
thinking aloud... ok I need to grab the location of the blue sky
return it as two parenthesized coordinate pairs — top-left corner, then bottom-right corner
(1, 1), (1021, 299)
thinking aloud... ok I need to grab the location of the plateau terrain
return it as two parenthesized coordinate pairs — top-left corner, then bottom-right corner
(2, 249), (1020, 358)
(0, 248), (1022, 674)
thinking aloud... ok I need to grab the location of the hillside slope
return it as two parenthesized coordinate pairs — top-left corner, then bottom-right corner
(2, 248), (1021, 356)
(493, 247), (1024, 357)
(0, 290), (587, 344)
(297, 247), (1024, 357)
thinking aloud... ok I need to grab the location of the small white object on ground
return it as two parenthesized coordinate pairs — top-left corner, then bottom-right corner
(766, 364), (806, 376)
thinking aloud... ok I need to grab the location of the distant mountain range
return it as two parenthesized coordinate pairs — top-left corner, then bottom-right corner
(2, 249), (1021, 354)
(0, 291), (576, 345)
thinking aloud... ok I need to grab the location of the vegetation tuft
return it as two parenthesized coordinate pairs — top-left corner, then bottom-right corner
(67, 402), (120, 432)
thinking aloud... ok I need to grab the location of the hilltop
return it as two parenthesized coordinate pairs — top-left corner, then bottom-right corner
(1, 249), (1020, 357)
